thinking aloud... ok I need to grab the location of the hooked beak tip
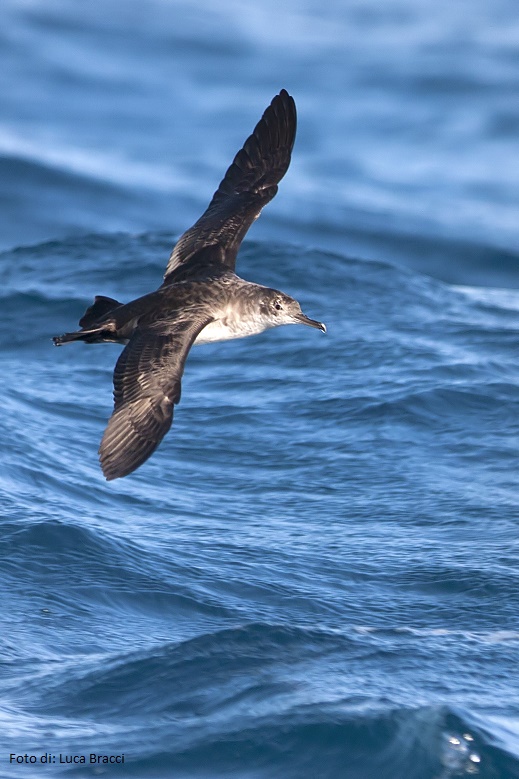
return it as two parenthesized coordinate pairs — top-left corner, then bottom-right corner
(297, 313), (327, 333)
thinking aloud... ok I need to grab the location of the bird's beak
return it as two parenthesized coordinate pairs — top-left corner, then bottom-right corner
(295, 312), (327, 333)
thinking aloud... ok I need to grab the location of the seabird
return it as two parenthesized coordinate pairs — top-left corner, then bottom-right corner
(53, 89), (326, 480)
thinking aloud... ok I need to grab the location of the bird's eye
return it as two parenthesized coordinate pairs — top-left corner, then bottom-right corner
(274, 301), (282, 310)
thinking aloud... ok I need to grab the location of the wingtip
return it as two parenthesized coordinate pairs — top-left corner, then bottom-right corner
(275, 88), (296, 113)
(256, 89), (297, 159)
(272, 88), (296, 116)
(99, 451), (120, 481)
(277, 88), (293, 101)
(98, 441), (135, 481)
(99, 453), (131, 481)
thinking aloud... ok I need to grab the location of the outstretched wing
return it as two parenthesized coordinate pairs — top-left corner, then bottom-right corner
(163, 89), (296, 285)
(99, 316), (212, 480)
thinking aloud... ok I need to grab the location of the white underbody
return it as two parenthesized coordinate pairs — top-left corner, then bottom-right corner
(194, 314), (271, 345)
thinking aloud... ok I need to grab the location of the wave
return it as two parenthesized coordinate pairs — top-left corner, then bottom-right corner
(18, 646), (519, 779)
(4, 615), (519, 774)
(4, 699), (517, 778)
(0, 125), (183, 191)
(0, 519), (233, 631)
(342, 384), (519, 430)
(0, 153), (134, 220)
(134, 705), (518, 779)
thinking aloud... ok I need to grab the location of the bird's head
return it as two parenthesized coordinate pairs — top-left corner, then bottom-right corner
(259, 289), (326, 333)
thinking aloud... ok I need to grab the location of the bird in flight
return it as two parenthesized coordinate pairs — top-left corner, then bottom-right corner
(54, 90), (326, 480)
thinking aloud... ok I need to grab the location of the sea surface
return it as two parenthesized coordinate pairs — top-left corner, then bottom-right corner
(1, 1), (519, 777)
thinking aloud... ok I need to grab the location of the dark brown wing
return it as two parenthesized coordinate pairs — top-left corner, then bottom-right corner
(99, 316), (212, 480)
(163, 89), (296, 285)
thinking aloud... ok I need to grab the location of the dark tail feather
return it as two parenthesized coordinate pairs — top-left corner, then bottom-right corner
(53, 295), (124, 346)
(79, 295), (122, 328)
(53, 327), (106, 346)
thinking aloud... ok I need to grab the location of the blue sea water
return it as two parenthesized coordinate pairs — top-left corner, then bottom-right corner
(1, 0), (519, 777)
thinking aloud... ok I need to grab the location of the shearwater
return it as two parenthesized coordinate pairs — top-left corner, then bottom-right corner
(53, 90), (326, 481)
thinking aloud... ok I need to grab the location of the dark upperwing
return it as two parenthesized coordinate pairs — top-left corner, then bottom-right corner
(98, 313), (212, 480)
(162, 89), (296, 286)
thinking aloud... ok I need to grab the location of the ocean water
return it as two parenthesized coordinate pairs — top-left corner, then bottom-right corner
(1, 0), (519, 777)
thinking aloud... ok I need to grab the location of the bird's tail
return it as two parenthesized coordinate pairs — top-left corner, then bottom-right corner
(79, 295), (123, 327)
(53, 295), (123, 346)
(53, 327), (107, 346)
